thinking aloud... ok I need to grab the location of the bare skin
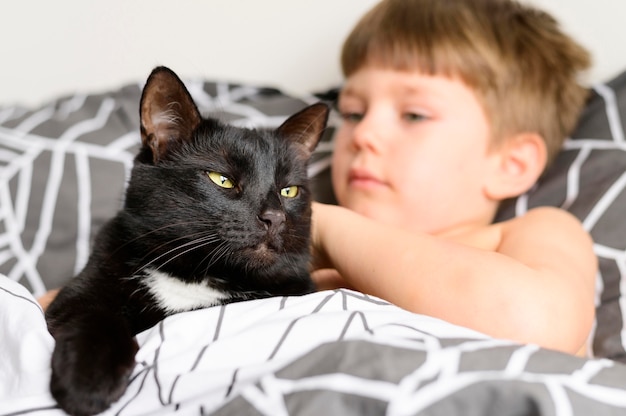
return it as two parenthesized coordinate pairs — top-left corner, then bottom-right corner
(311, 203), (595, 355)
(37, 288), (59, 311)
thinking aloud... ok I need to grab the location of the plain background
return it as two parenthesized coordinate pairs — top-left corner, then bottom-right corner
(1, 0), (624, 107)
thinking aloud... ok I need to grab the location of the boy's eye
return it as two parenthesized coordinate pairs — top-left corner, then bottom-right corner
(280, 185), (299, 198)
(208, 171), (235, 189)
(340, 112), (364, 123)
(403, 112), (428, 122)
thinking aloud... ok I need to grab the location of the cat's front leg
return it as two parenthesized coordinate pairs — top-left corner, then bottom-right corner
(48, 312), (138, 416)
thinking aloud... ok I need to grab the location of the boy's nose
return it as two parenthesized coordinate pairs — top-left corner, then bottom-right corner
(351, 115), (383, 153)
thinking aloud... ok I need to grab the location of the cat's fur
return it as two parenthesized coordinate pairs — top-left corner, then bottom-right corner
(45, 66), (329, 416)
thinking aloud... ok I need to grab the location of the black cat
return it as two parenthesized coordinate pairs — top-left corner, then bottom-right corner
(45, 66), (329, 416)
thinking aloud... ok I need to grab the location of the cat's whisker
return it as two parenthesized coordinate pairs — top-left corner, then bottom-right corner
(198, 244), (229, 278)
(127, 277), (152, 300)
(108, 220), (222, 261)
(135, 234), (222, 276)
(192, 241), (230, 276)
(132, 232), (221, 275)
(202, 241), (232, 270)
(155, 236), (225, 272)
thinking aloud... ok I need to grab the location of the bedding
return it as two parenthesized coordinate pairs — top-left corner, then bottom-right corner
(1, 72), (626, 415)
(3, 281), (626, 415)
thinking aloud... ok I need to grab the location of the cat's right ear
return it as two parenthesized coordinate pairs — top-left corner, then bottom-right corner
(277, 103), (330, 159)
(139, 66), (202, 163)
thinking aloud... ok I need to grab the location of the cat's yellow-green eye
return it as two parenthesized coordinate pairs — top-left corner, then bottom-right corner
(208, 172), (235, 189)
(280, 186), (299, 198)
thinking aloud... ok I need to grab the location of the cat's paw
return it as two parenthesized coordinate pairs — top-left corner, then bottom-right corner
(49, 316), (138, 416)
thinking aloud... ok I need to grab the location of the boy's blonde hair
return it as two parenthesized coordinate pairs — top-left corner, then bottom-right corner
(342, 0), (591, 164)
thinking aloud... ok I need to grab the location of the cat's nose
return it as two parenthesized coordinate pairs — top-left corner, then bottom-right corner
(258, 209), (286, 231)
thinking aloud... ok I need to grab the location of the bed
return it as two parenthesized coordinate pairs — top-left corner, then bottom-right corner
(1, 69), (626, 415)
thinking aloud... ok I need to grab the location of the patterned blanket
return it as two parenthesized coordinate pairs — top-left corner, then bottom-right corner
(2, 275), (626, 416)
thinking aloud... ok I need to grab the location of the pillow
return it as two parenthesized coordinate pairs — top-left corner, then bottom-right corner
(0, 86), (140, 294)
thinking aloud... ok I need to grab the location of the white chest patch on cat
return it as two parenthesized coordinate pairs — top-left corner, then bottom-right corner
(143, 269), (231, 314)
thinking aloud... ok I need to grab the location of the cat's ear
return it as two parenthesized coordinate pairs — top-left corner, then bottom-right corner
(277, 103), (329, 158)
(139, 66), (202, 163)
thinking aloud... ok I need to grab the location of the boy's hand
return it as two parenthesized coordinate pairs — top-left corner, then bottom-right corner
(37, 289), (60, 311)
(311, 268), (353, 291)
(309, 202), (334, 271)
(310, 202), (355, 291)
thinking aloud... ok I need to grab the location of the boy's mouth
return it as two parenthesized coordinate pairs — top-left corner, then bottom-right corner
(348, 168), (387, 189)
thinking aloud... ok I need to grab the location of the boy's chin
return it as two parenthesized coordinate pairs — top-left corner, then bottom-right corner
(343, 199), (402, 226)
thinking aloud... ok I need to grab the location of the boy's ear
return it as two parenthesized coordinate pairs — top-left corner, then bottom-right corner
(484, 133), (548, 200)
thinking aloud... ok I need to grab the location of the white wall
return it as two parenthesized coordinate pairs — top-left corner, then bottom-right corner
(525, 0), (626, 83)
(2, 0), (624, 107)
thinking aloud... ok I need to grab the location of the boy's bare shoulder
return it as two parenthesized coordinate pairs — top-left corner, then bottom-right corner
(449, 207), (592, 257)
(498, 206), (597, 288)
(501, 206), (588, 239)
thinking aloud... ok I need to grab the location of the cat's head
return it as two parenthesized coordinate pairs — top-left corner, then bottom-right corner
(127, 66), (328, 296)
(137, 66), (327, 165)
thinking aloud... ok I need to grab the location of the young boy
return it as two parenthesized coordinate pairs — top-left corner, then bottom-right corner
(310, 0), (597, 356)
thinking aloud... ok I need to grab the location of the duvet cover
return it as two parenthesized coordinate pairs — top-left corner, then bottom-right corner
(2, 275), (626, 416)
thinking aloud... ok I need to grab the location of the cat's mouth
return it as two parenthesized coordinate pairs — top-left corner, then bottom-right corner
(247, 242), (280, 266)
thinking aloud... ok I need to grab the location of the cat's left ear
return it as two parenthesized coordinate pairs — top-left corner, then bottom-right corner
(139, 66), (202, 163)
(277, 103), (330, 158)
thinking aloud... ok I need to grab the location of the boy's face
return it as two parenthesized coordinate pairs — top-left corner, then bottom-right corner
(332, 67), (501, 236)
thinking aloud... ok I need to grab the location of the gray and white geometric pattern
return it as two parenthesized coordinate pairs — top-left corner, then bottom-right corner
(2, 285), (626, 415)
(1, 73), (626, 415)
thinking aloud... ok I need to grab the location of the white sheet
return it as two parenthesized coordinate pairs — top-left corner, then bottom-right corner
(0, 275), (54, 409)
(0, 273), (490, 415)
(3, 274), (626, 416)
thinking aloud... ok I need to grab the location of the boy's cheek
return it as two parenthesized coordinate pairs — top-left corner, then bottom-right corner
(336, 120), (363, 143)
(332, 152), (350, 175)
(330, 151), (351, 187)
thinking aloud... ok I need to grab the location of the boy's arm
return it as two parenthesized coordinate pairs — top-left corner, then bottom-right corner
(311, 202), (597, 354)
